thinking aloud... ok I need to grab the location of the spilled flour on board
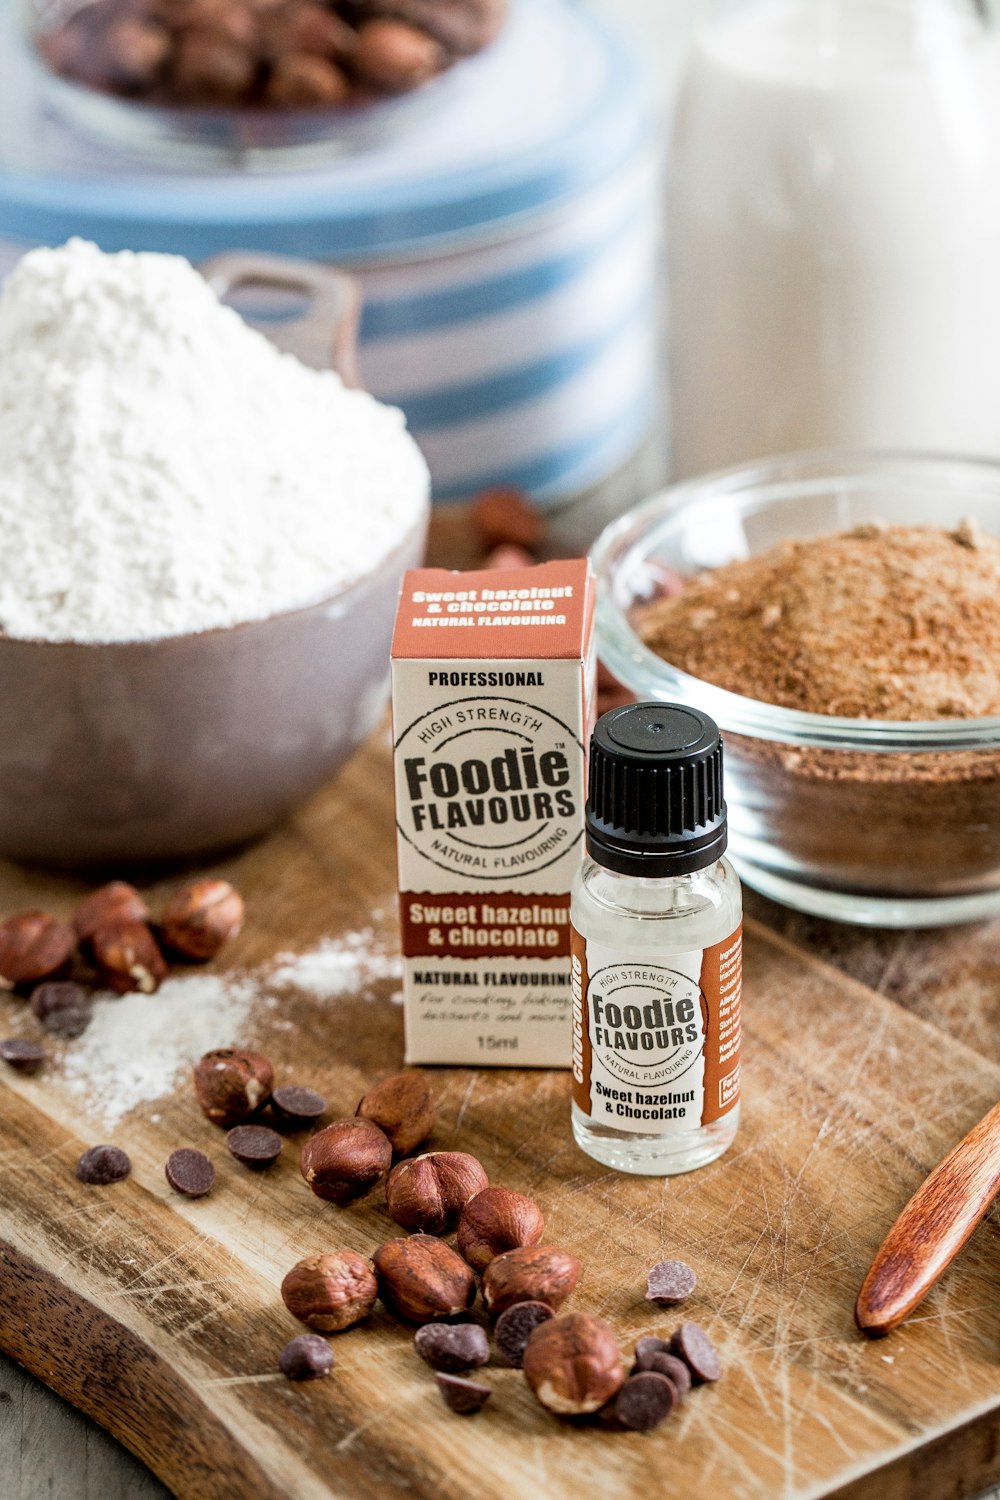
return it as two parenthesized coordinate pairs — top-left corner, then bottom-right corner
(48, 926), (401, 1128)
(269, 927), (402, 1002)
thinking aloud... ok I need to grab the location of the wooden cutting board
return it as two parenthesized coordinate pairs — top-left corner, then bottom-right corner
(3, 728), (1000, 1500)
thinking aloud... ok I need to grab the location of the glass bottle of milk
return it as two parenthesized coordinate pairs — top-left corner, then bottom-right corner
(668, 0), (1000, 477)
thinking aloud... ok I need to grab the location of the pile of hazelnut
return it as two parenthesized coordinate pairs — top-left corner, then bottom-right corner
(38, 0), (505, 111)
(0, 879), (244, 1074)
(193, 1053), (721, 1429)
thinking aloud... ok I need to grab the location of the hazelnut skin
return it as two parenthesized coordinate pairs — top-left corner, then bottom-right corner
(481, 1245), (581, 1318)
(300, 1118), (392, 1205)
(160, 879), (244, 961)
(72, 883), (149, 943)
(92, 920), (168, 994)
(194, 1047), (274, 1125)
(0, 911), (76, 986)
(372, 1234), (477, 1324)
(457, 1187), (544, 1271)
(522, 1312), (625, 1416)
(385, 1151), (488, 1235)
(356, 1070), (435, 1157)
(351, 18), (442, 92)
(281, 1251), (377, 1332)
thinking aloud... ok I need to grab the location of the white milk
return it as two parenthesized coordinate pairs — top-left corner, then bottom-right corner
(668, 0), (1000, 477)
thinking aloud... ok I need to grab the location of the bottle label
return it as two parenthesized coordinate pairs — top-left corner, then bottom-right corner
(571, 923), (742, 1135)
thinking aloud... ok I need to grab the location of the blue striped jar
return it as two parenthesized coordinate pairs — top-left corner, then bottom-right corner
(0, 0), (659, 517)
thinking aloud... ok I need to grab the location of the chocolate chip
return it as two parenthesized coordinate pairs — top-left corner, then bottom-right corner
(30, 981), (93, 1038)
(165, 1148), (215, 1198)
(633, 1345), (691, 1395)
(670, 1321), (721, 1383)
(226, 1124), (282, 1170)
(0, 1039), (46, 1073)
(646, 1259), (696, 1305)
(279, 1334), (334, 1381)
(76, 1144), (131, 1185)
(435, 1373), (491, 1414)
(493, 1300), (554, 1368)
(614, 1371), (678, 1431)
(271, 1085), (327, 1132)
(414, 1322), (489, 1373)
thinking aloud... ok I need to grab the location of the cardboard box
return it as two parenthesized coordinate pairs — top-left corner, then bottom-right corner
(391, 559), (596, 1066)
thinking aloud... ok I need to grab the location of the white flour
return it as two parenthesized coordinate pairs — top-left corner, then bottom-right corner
(59, 972), (259, 1129)
(0, 239), (429, 642)
(47, 927), (402, 1127)
(269, 928), (403, 1001)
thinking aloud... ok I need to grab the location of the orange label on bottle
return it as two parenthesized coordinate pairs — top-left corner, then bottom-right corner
(571, 924), (742, 1134)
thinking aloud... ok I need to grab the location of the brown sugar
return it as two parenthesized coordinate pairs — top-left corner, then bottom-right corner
(636, 522), (1000, 720)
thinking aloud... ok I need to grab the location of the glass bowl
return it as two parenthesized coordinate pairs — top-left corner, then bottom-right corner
(591, 451), (1000, 928)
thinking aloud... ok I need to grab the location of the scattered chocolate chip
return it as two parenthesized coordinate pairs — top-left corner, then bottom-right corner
(633, 1343), (691, 1395)
(670, 1321), (721, 1383)
(226, 1123), (283, 1170)
(279, 1334), (334, 1381)
(435, 1372), (491, 1415)
(30, 981), (93, 1038)
(614, 1371), (678, 1431)
(493, 1299), (554, 1368)
(76, 1144), (131, 1185)
(0, 1038), (46, 1073)
(646, 1259), (696, 1305)
(271, 1085), (327, 1132)
(165, 1148), (215, 1199)
(414, 1322), (489, 1373)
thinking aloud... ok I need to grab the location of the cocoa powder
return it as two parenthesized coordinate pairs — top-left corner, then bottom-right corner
(634, 523), (1000, 899)
(637, 523), (1000, 721)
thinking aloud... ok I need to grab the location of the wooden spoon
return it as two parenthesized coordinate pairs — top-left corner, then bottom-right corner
(855, 1098), (1000, 1336)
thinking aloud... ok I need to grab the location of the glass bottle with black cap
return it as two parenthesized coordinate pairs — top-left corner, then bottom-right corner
(570, 700), (743, 1175)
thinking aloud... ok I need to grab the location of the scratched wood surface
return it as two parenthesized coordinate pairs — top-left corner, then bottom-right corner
(2, 729), (1000, 1500)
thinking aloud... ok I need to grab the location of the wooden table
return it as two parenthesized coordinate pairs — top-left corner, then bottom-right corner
(3, 719), (1000, 1500)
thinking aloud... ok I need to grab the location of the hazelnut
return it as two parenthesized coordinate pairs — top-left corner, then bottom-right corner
(356, 1070), (435, 1157)
(282, 2), (357, 59)
(385, 1151), (487, 1234)
(351, 18), (443, 93)
(92, 920), (167, 994)
(73, 882), (149, 943)
(470, 487), (545, 554)
(300, 1118), (392, 1205)
(457, 1187), (544, 1271)
(194, 1047), (274, 1124)
(170, 28), (257, 104)
(522, 1312), (625, 1416)
(372, 1234), (476, 1323)
(160, 879), (244, 961)
(265, 53), (350, 106)
(281, 1251), (377, 1332)
(104, 16), (172, 87)
(481, 1245), (581, 1318)
(0, 911), (76, 986)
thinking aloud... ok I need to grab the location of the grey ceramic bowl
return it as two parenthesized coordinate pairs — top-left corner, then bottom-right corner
(0, 251), (427, 867)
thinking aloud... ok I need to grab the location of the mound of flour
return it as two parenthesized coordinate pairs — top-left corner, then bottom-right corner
(0, 239), (429, 642)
